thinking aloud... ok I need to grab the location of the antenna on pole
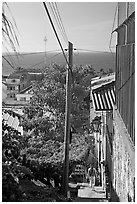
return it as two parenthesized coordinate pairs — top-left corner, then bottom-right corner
(44, 36), (47, 66)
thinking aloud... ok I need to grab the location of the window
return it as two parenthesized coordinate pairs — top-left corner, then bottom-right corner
(8, 87), (15, 90)
(20, 97), (26, 101)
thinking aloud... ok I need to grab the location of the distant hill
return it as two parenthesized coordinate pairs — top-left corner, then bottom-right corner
(2, 51), (115, 76)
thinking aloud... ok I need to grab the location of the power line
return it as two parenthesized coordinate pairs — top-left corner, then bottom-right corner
(76, 48), (115, 54)
(109, 3), (118, 54)
(14, 52), (63, 70)
(2, 49), (62, 57)
(2, 46), (19, 70)
(47, 51), (63, 62)
(43, 2), (69, 68)
(26, 52), (63, 69)
(54, 2), (68, 43)
(48, 2), (66, 43)
(2, 49), (63, 70)
(2, 55), (15, 69)
(48, 2), (68, 44)
(20, 49), (61, 56)
(118, 71), (135, 92)
(3, 51), (63, 71)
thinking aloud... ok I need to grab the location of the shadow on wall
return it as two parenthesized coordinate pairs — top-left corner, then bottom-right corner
(109, 185), (120, 202)
(107, 172), (135, 202)
(105, 164), (119, 202)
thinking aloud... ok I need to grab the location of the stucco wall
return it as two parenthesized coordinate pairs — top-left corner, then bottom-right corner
(112, 108), (135, 202)
(16, 93), (32, 101)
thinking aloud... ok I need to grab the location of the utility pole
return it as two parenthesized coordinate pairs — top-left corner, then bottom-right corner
(62, 41), (73, 197)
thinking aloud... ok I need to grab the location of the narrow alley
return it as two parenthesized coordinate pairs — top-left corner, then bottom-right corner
(2, 2), (135, 202)
(73, 183), (108, 202)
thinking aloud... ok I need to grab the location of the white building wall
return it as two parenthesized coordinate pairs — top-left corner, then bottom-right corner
(6, 78), (20, 84)
(112, 108), (135, 201)
(16, 93), (32, 101)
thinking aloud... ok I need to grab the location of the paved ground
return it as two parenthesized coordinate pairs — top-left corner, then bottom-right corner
(73, 183), (108, 202)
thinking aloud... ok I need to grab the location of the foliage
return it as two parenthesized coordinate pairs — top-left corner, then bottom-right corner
(3, 112), (91, 201)
(2, 120), (32, 201)
(23, 63), (97, 137)
(2, 120), (69, 201)
(2, 63), (100, 201)
(15, 134), (90, 198)
(20, 63), (97, 191)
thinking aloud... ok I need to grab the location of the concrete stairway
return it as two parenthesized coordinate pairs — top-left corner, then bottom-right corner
(74, 183), (108, 202)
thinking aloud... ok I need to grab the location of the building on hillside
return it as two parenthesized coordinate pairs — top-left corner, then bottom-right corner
(6, 68), (30, 100)
(3, 85), (33, 106)
(2, 75), (8, 81)
(90, 2), (135, 202)
(4, 67), (43, 104)
(16, 85), (33, 102)
(28, 71), (44, 82)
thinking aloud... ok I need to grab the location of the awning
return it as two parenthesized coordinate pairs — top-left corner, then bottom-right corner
(112, 11), (135, 33)
(91, 81), (115, 111)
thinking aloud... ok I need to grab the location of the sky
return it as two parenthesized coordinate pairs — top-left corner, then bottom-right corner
(2, 1), (118, 53)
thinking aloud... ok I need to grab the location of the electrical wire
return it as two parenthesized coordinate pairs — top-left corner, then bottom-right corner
(3, 51), (63, 72)
(109, 3), (118, 54)
(54, 2), (68, 43)
(28, 52), (63, 69)
(48, 3), (66, 43)
(2, 45), (18, 70)
(47, 51), (63, 62)
(75, 48), (114, 54)
(2, 50), (63, 69)
(49, 2), (68, 44)
(17, 52), (63, 70)
(3, 49), (62, 57)
(117, 71), (135, 92)
(43, 2), (69, 68)
(2, 55), (15, 69)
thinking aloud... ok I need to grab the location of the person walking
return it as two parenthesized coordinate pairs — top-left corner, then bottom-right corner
(88, 165), (96, 190)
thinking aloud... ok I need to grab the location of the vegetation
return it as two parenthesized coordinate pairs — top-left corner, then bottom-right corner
(2, 3), (115, 201)
(2, 63), (98, 201)
(2, 117), (91, 201)
(2, 61), (114, 201)
(23, 63), (97, 133)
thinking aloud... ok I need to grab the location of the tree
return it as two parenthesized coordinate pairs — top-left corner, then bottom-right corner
(107, 68), (114, 74)
(23, 63), (97, 136)
(2, 63), (98, 200)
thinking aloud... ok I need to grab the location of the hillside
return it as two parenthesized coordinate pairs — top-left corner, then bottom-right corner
(2, 52), (115, 76)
